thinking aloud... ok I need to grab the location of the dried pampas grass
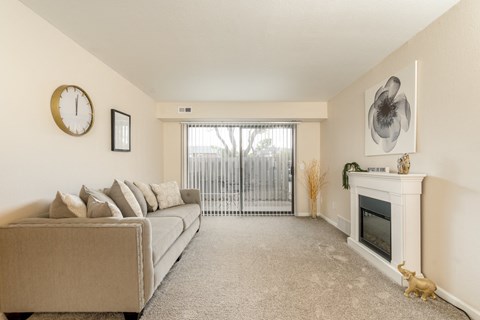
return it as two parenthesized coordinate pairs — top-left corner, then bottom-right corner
(301, 159), (327, 200)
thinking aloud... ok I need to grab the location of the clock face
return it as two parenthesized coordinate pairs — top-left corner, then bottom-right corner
(51, 85), (94, 136)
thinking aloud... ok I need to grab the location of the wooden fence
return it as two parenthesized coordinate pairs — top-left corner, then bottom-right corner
(187, 155), (291, 201)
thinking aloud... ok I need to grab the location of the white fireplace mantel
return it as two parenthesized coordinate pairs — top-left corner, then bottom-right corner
(347, 172), (426, 284)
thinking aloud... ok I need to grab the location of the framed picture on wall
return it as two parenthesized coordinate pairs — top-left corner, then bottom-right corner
(364, 61), (417, 156)
(111, 109), (131, 152)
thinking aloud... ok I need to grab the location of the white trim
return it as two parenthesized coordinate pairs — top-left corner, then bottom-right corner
(317, 212), (337, 226)
(295, 211), (336, 225)
(336, 215), (351, 235)
(436, 286), (480, 320)
(181, 124), (188, 188)
(295, 211), (310, 217)
(296, 211), (342, 233)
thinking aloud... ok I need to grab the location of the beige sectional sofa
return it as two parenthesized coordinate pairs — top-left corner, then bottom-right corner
(0, 188), (202, 320)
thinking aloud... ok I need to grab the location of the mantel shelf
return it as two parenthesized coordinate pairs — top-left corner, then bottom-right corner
(348, 172), (426, 180)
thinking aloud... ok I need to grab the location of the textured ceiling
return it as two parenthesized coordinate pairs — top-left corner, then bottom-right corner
(19, 0), (459, 102)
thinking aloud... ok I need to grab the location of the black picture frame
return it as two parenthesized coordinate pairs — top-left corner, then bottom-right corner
(111, 109), (131, 152)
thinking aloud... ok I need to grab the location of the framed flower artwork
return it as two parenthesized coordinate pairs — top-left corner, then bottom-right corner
(364, 61), (417, 156)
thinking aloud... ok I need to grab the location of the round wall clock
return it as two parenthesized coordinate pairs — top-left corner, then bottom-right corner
(50, 85), (94, 136)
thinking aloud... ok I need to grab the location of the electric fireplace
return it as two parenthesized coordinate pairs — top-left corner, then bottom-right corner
(347, 172), (425, 285)
(359, 195), (391, 262)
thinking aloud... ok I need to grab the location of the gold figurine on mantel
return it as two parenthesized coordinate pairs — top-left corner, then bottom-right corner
(397, 262), (437, 301)
(397, 153), (411, 174)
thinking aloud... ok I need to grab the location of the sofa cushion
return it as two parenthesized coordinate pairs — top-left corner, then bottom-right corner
(109, 179), (142, 218)
(134, 181), (158, 212)
(150, 181), (185, 210)
(148, 204), (200, 231)
(125, 180), (148, 216)
(87, 196), (123, 218)
(148, 216), (183, 266)
(49, 191), (87, 218)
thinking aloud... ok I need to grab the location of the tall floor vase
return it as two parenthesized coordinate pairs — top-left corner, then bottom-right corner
(309, 198), (317, 219)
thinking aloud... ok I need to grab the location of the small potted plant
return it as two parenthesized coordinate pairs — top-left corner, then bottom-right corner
(301, 160), (327, 219)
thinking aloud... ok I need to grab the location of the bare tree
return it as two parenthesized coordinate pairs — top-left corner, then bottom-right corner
(213, 127), (266, 156)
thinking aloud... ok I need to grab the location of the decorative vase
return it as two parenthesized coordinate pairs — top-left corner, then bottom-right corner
(309, 198), (317, 219)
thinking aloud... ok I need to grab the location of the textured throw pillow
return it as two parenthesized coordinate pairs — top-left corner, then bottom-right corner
(151, 181), (185, 210)
(50, 191), (87, 218)
(87, 196), (122, 218)
(109, 179), (143, 218)
(125, 180), (148, 216)
(133, 181), (158, 212)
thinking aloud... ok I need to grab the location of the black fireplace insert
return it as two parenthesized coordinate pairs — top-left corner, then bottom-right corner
(359, 195), (391, 261)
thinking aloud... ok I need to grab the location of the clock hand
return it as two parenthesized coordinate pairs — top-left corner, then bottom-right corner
(75, 95), (78, 116)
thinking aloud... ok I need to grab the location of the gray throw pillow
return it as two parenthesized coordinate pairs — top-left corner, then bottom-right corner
(125, 180), (148, 216)
(133, 181), (158, 212)
(109, 179), (143, 218)
(87, 196), (122, 218)
(49, 191), (87, 218)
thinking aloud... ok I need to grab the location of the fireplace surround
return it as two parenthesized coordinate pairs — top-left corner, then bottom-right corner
(347, 172), (426, 285)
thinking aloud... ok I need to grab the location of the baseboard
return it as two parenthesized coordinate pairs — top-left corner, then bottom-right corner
(295, 211), (310, 217)
(297, 211), (347, 235)
(296, 211), (339, 229)
(336, 215), (350, 235)
(317, 212), (351, 237)
(436, 286), (480, 320)
(317, 212), (337, 227)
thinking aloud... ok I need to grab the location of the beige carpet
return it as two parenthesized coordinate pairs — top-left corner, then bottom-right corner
(8, 216), (468, 320)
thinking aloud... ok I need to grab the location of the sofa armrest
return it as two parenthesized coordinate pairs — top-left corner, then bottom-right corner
(0, 217), (154, 313)
(180, 189), (201, 207)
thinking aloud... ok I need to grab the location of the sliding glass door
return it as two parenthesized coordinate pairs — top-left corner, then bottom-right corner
(185, 123), (295, 216)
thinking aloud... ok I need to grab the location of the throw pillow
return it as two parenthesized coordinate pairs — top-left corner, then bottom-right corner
(109, 179), (143, 218)
(151, 181), (185, 210)
(133, 181), (158, 212)
(80, 185), (116, 206)
(87, 196), (122, 218)
(125, 180), (148, 216)
(49, 191), (87, 218)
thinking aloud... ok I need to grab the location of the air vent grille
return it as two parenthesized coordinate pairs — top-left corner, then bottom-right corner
(178, 107), (192, 113)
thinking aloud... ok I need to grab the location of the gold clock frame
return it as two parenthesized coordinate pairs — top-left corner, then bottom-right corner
(50, 85), (95, 136)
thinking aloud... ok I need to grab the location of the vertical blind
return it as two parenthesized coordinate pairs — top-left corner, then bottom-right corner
(184, 123), (295, 216)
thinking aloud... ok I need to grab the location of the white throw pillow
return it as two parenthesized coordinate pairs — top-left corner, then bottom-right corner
(49, 191), (87, 218)
(151, 181), (185, 210)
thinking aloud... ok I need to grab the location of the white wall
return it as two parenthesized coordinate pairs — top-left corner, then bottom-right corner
(158, 102), (324, 215)
(0, 0), (162, 225)
(322, 0), (480, 315)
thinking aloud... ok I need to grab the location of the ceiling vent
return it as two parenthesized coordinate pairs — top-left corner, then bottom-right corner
(178, 107), (192, 113)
